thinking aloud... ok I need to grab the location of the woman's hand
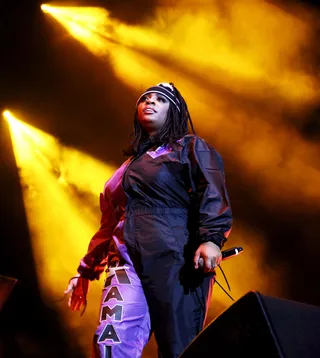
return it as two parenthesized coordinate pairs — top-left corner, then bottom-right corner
(64, 274), (89, 312)
(194, 242), (222, 273)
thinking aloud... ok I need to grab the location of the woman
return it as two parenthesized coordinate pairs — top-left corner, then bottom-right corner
(65, 82), (233, 358)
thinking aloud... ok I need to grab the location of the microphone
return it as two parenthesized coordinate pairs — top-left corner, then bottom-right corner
(198, 246), (243, 268)
(221, 246), (243, 260)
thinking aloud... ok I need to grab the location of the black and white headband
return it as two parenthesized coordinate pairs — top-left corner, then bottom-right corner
(136, 82), (181, 112)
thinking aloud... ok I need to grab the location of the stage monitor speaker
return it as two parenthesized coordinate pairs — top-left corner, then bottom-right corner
(0, 274), (18, 312)
(179, 291), (320, 358)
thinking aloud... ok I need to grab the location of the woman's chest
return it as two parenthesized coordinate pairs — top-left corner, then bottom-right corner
(123, 147), (188, 195)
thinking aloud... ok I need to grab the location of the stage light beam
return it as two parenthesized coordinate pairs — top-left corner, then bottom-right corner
(41, 2), (319, 108)
(4, 110), (115, 353)
(41, 5), (113, 56)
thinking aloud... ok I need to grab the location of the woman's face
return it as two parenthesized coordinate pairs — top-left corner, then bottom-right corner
(137, 92), (170, 136)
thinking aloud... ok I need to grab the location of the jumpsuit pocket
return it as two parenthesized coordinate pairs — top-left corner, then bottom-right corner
(164, 213), (189, 254)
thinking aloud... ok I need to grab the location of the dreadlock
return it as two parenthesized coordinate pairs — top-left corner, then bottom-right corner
(124, 84), (196, 157)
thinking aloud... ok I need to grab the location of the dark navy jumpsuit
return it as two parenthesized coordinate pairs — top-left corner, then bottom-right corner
(78, 134), (232, 357)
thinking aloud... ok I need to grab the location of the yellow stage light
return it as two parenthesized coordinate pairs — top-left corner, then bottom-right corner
(41, 5), (112, 56)
(41, 2), (319, 109)
(5, 110), (116, 354)
(41, 4), (50, 12)
(3, 109), (12, 118)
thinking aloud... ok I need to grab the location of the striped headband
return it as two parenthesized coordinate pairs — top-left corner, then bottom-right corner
(136, 83), (181, 112)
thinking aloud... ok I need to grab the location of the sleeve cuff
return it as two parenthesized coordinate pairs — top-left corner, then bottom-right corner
(77, 267), (100, 281)
(200, 232), (227, 249)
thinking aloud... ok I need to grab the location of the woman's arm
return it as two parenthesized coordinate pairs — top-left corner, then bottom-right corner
(65, 191), (121, 312)
(77, 193), (121, 281)
(186, 136), (233, 271)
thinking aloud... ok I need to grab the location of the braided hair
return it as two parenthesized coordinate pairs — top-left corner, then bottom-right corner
(124, 83), (196, 157)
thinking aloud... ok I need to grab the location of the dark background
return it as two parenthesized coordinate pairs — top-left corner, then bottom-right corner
(1, 0), (320, 357)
